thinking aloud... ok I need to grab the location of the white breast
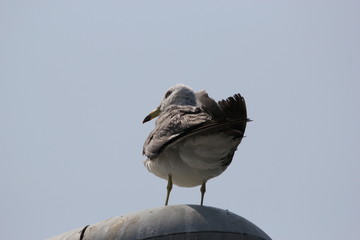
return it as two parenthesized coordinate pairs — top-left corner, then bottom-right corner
(144, 132), (240, 187)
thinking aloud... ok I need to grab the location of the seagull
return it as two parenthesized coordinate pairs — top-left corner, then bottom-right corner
(142, 84), (249, 206)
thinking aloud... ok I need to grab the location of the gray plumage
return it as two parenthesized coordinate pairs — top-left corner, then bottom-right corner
(142, 84), (249, 205)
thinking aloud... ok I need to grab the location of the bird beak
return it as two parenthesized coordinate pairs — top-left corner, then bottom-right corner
(143, 106), (161, 123)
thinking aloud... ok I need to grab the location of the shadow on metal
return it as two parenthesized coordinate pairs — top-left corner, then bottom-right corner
(47, 204), (271, 240)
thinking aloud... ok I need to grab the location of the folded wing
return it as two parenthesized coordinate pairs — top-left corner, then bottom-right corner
(143, 92), (249, 160)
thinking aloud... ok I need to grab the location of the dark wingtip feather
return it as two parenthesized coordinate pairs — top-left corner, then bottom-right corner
(216, 93), (249, 137)
(218, 93), (248, 120)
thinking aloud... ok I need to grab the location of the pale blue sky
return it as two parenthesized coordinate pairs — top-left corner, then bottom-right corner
(1, 1), (359, 239)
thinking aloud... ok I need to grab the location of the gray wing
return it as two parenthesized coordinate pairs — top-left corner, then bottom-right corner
(143, 105), (211, 159)
(161, 93), (249, 153)
(143, 92), (249, 159)
(196, 90), (222, 118)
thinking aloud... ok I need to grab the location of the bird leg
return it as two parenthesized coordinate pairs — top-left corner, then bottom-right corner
(200, 182), (206, 206)
(165, 174), (173, 206)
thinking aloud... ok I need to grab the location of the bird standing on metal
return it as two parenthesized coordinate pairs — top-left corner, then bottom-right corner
(142, 84), (249, 206)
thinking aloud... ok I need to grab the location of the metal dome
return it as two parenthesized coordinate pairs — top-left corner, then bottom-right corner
(48, 204), (271, 240)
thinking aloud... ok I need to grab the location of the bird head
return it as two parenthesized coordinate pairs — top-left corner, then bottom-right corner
(142, 84), (196, 123)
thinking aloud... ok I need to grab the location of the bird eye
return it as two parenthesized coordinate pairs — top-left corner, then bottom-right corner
(164, 90), (172, 98)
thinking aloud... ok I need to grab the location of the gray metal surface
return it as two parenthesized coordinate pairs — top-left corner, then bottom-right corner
(47, 204), (271, 240)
